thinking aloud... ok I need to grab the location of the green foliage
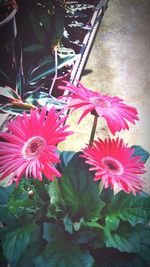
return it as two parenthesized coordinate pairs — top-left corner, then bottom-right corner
(0, 180), (48, 226)
(105, 223), (150, 264)
(8, 186), (41, 222)
(105, 222), (141, 253)
(91, 247), (149, 267)
(59, 150), (76, 172)
(0, 152), (150, 266)
(60, 152), (105, 220)
(2, 3), (150, 265)
(1, 223), (40, 267)
(0, 86), (21, 101)
(27, 4), (66, 49)
(0, 1), (76, 115)
(0, 184), (16, 225)
(132, 145), (150, 163)
(0, 0), (9, 7)
(15, 43), (24, 99)
(0, 86), (66, 115)
(63, 214), (74, 234)
(34, 223), (94, 267)
(27, 48), (76, 85)
(105, 190), (150, 226)
(0, 45), (76, 116)
(23, 44), (45, 53)
(29, 11), (46, 45)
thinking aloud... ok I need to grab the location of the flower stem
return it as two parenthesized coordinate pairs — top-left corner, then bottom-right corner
(89, 115), (98, 146)
(49, 47), (58, 95)
(99, 180), (104, 195)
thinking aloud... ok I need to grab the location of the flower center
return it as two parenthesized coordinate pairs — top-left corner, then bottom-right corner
(22, 136), (46, 159)
(102, 156), (124, 175)
(90, 97), (111, 108)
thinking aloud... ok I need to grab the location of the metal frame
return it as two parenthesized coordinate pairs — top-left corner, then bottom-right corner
(70, 0), (108, 86)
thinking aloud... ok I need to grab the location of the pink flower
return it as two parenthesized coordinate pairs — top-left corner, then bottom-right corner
(0, 106), (72, 185)
(60, 81), (139, 135)
(82, 138), (145, 195)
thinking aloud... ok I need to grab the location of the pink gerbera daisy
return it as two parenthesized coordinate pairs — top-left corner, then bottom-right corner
(59, 81), (139, 135)
(0, 106), (72, 185)
(82, 138), (145, 195)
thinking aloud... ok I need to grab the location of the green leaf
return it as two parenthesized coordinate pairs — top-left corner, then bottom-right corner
(16, 225), (45, 267)
(100, 187), (114, 203)
(1, 223), (38, 267)
(74, 229), (98, 244)
(83, 221), (104, 230)
(92, 247), (149, 267)
(55, 7), (65, 35)
(131, 145), (149, 163)
(16, 70), (24, 99)
(60, 153), (105, 220)
(105, 216), (120, 232)
(0, 185), (17, 225)
(59, 151), (76, 172)
(0, 252), (8, 267)
(24, 91), (66, 110)
(16, 44), (24, 99)
(0, 69), (12, 82)
(52, 6), (65, 46)
(106, 190), (150, 226)
(34, 54), (53, 66)
(0, 104), (32, 115)
(29, 11), (45, 44)
(105, 222), (140, 253)
(105, 222), (150, 265)
(24, 90), (49, 104)
(38, 9), (52, 32)
(27, 52), (76, 85)
(63, 214), (73, 234)
(0, 184), (15, 203)
(42, 223), (63, 243)
(139, 226), (150, 246)
(0, 86), (21, 101)
(8, 185), (40, 222)
(24, 44), (45, 53)
(35, 223), (94, 267)
(0, 182), (44, 226)
(137, 226), (150, 265)
(48, 179), (62, 207)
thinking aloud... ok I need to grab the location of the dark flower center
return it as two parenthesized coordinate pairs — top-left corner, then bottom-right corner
(30, 142), (39, 153)
(90, 97), (111, 108)
(22, 136), (46, 159)
(102, 156), (124, 175)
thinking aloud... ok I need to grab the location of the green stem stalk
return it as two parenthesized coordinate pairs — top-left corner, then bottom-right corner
(89, 115), (98, 146)
(99, 180), (104, 195)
